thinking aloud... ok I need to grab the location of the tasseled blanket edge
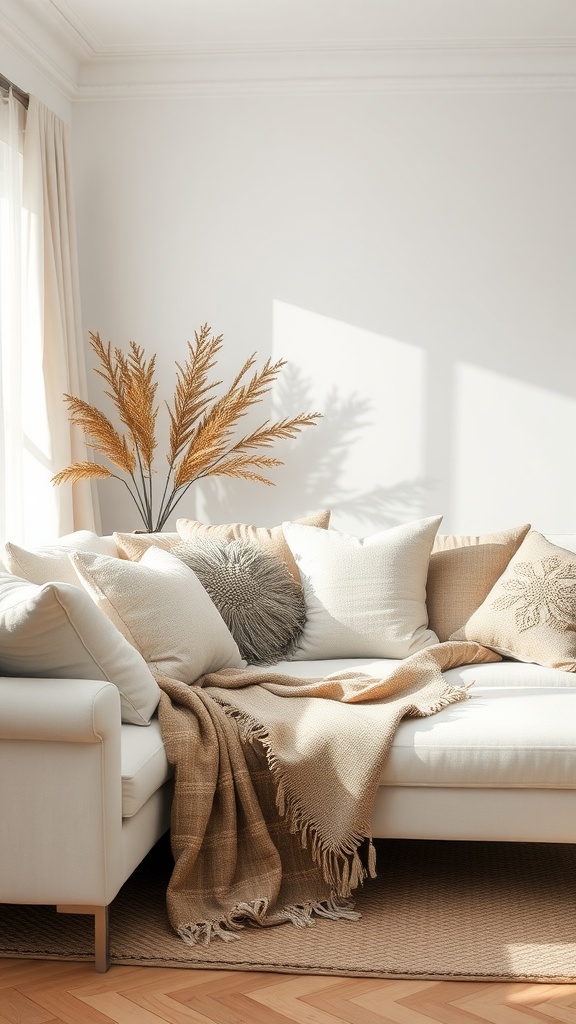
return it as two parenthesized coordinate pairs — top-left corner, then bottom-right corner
(177, 894), (361, 947)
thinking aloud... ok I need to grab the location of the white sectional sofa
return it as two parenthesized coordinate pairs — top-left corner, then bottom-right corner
(1, 524), (575, 971)
(0, 675), (171, 971)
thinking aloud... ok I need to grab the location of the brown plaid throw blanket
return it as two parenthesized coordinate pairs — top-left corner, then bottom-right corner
(156, 640), (499, 945)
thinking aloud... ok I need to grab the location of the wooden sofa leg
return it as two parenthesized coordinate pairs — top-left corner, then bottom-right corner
(57, 904), (110, 972)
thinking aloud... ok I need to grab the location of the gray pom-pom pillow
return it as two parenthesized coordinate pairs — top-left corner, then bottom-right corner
(172, 537), (306, 665)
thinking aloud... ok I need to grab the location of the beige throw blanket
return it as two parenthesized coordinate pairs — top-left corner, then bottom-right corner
(156, 640), (500, 945)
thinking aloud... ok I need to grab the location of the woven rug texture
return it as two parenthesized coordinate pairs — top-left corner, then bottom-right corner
(1, 835), (575, 983)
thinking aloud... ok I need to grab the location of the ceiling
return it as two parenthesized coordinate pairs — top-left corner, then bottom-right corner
(2, 0), (576, 98)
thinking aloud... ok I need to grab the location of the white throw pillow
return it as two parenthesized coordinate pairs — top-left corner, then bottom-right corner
(0, 572), (160, 725)
(3, 531), (118, 587)
(283, 516), (442, 660)
(70, 546), (245, 682)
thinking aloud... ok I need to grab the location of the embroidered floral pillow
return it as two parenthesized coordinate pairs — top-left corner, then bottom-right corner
(450, 532), (576, 671)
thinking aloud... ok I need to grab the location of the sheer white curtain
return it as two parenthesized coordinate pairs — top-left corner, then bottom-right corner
(0, 90), (99, 544)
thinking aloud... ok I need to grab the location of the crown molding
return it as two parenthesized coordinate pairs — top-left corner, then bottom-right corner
(75, 39), (576, 98)
(74, 74), (576, 101)
(2, 0), (576, 101)
(82, 36), (576, 59)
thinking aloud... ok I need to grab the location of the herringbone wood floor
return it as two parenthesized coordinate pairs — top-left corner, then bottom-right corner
(1, 959), (576, 1023)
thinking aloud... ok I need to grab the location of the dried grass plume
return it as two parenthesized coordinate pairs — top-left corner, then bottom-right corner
(52, 325), (321, 532)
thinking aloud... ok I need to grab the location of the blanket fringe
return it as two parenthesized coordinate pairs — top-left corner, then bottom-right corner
(178, 894), (361, 946)
(414, 681), (474, 717)
(212, 698), (377, 899)
(275, 769), (377, 897)
(177, 897), (270, 946)
(282, 895), (361, 927)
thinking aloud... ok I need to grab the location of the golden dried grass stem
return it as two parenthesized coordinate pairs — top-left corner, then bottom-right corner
(52, 324), (321, 532)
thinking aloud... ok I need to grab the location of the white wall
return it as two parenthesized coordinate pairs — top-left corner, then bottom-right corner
(71, 85), (576, 537)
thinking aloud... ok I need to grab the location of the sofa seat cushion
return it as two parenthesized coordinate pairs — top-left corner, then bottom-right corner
(121, 717), (172, 818)
(442, 659), (576, 689)
(272, 656), (576, 689)
(380, 687), (576, 789)
(271, 657), (576, 790)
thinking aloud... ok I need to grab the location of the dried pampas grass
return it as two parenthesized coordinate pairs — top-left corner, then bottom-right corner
(52, 324), (321, 532)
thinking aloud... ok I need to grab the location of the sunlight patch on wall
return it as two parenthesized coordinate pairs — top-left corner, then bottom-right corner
(271, 300), (427, 535)
(452, 363), (576, 534)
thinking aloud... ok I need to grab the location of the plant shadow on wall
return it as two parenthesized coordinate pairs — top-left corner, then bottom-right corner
(199, 363), (431, 531)
(51, 325), (322, 532)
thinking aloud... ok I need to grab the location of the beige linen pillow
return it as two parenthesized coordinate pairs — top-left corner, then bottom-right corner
(70, 546), (245, 682)
(176, 509), (331, 583)
(113, 531), (180, 561)
(283, 515), (442, 660)
(3, 531), (118, 587)
(427, 523), (531, 642)
(451, 531), (576, 671)
(0, 572), (160, 724)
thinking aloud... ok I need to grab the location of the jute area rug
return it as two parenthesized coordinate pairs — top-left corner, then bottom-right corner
(2, 835), (576, 983)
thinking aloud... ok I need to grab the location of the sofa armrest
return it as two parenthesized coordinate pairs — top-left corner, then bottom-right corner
(0, 677), (124, 906)
(0, 676), (121, 742)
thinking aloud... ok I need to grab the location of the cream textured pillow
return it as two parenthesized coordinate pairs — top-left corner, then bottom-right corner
(3, 531), (118, 587)
(70, 546), (245, 682)
(113, 531), (180, 561)
(427, 523), (531, 642)
(283, 515), (442, 660)
(451, 532), (576, 671)
(0, 572), (160, 724)
(176, 510), (331, 584)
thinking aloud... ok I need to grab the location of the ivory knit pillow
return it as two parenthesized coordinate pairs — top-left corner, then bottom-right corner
(283, 515), (442, 660)
(176, 509), (331, 584)
(70, 546), (245, 682)
(427, 523), (531, 642)
(451, 531), (576, 671)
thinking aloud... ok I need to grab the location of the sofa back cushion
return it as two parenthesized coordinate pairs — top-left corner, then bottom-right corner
(113, 531), (180, 561)
(427, 523), (531, 642)
(176, 509), (331, 584)
(0, 573), (160, 725)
